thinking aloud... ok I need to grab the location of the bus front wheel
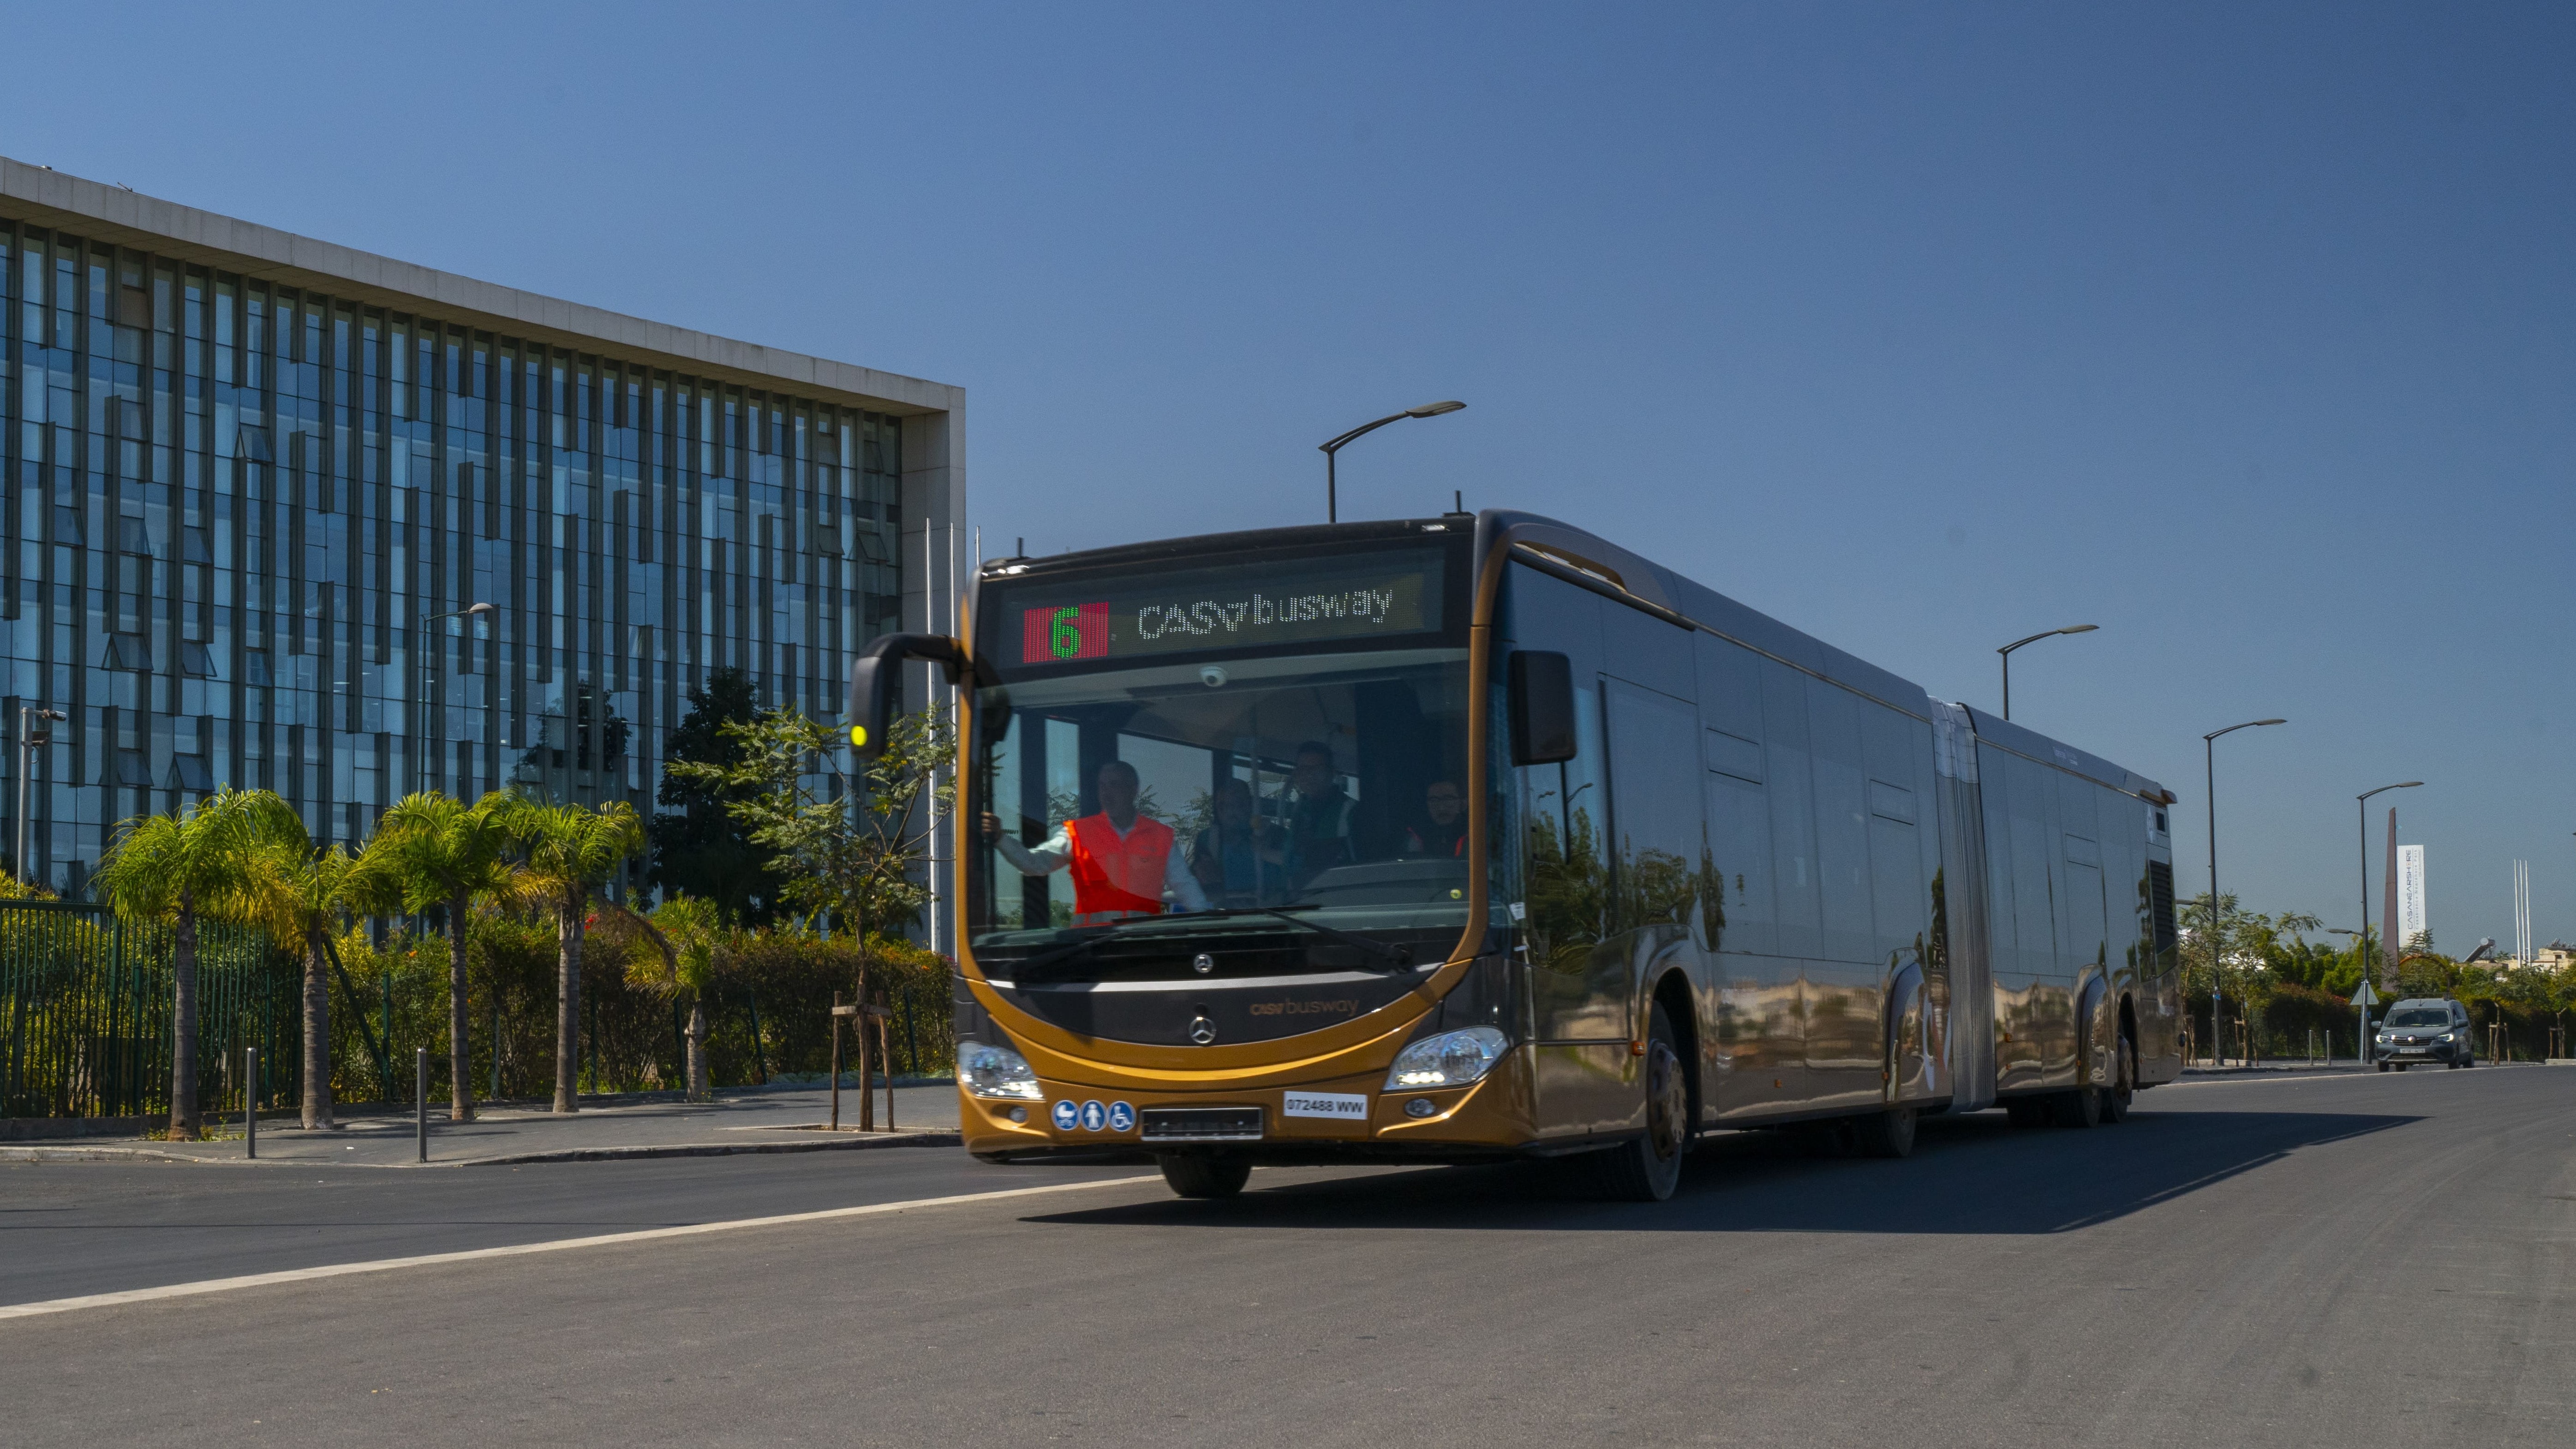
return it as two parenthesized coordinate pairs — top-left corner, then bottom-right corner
(1587, 1002), (1688, 1202)
(1158, 1155), (1251, 1199)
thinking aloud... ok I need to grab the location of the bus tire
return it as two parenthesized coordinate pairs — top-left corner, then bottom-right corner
(1158, 1155), (1251, 1199)
(1588, 1003), (1688, 1202)
(1852, 1104), (1917, 1159)
(2100, 1036), (2136, 1124)
(2051, 1079), (2104, 1129)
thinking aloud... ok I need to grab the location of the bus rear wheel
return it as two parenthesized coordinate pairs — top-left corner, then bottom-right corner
(1158, 1155), (1251, 1199)
(1588, 1003), (1688, 1202)
(2051, 1079), (2104, 1128)
(2099, 1036), (2136, 1124)
(1852, 1104), (1917, 1158)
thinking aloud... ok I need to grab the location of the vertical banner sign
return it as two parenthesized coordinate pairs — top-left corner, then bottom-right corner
(2381, 809), (2399, 988)
(2397, 845), (2427, 949)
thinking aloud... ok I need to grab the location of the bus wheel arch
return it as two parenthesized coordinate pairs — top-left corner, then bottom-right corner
(1650, 968), (1702, 1132)
(2103, 995), (2139, 1123)
(2055, 976), (2110, 1128)
(1589, 993), (1690, 1202)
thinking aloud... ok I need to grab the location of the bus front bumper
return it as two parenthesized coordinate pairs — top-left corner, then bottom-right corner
(958, 1052), (1542, 1164)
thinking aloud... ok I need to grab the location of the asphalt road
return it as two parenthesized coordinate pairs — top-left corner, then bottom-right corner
(3, 1066), (2569, 1448)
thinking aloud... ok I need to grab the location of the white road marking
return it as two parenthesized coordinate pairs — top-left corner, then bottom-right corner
(2159, 1067), (2527, 1088)
(0, 1174), (1160, 1322)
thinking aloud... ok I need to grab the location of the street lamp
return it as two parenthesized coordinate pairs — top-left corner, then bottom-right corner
(2355, 779), (2422, 1058)
(2203, 718), (2286, 1066)
(417, 603), (495, 798)
(14, 705), (65, 887)
(1319, 401), (1465, 524)
(1996, 624), (2097, 720)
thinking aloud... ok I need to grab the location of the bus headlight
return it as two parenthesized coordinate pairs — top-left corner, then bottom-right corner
(1386, 1027), (1510, 1090)
(960, 1041), (1044, 1100)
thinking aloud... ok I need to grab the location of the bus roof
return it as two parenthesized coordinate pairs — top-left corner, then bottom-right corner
(975, 510), (2169, 804)
(1473, 509), (2170, 804)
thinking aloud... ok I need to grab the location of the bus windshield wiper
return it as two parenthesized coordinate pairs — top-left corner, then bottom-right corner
(1205, 905), (1416, 972)
(998, 926), (1148, 983)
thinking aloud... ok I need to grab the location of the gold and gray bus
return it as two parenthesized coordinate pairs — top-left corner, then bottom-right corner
(852, 510), (2184, 1200)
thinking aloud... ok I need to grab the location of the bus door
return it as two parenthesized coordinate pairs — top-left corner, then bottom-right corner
(1520, 664), (1632, 1137)
(1601, 675), (1710, 1111)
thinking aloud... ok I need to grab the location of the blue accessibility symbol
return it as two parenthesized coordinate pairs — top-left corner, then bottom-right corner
(1107, 1101), (1136, 1132)
(1051, 1100), (1080, 1131)
(1080, 1100), (1107, 1132)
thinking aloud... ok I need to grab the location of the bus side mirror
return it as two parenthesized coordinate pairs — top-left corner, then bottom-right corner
(846, 633), (968, 760)
(1508, 651), (1577, 765)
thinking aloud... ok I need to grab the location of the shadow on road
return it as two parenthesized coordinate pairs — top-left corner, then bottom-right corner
(1020, 1104), (2419, 1234)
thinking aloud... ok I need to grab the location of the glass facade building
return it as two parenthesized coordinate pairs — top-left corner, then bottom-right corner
(0, 160), (965, 894)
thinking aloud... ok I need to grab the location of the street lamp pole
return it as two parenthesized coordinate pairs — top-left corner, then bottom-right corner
(417, 603), (495, 799)
(14, 705), (65, 887)
(2202, 719), (2286, 1066)
(1996, 624), (2098, 721)
(2355, 780), (2423, 1060)
(1319, 401), (1465, 524)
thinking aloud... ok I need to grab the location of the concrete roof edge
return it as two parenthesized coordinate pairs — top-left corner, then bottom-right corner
(0, 155), (963, 416)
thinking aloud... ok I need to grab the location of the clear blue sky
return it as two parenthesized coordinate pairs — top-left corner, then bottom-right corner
(9, 2), (2571, 950)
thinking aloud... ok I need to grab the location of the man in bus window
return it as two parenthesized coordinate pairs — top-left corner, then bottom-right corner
(1284, 740), (1356, 886)
(982, 760), (1208, 922)
(1189, 777), (1285, 908)
(1403, 779), (1468, 858)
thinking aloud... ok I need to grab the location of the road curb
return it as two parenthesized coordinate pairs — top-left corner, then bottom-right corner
(0, 1130), (963, 1168)
(454, 1132), (962, 1167)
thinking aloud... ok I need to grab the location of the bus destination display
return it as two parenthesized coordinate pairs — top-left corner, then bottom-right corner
(1015, 551), (1443, 665)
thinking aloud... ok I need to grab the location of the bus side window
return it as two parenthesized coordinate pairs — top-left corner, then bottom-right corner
(1603, 679), (1703, 935)
(1705, 766), (1773, 956)
(1761, 658), (1823, 959)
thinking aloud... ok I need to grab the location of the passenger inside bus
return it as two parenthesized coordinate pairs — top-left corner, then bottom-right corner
(1403, 779), (1467, 858)
(1283, 740), (1357, 888)
(1187, 778), (1287, 908)
(983, 760), (1211, 922)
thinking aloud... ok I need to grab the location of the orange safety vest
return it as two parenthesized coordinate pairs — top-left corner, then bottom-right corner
(1065, 814), (1175, 923)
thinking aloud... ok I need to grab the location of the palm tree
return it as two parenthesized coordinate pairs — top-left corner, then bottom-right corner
(502, 798), (645, 1113)
(371, 790), (516, 1120)
(93, 788), (274, 1141)
(236, 795), (397, 1130)
(637, 894), (724, 1102)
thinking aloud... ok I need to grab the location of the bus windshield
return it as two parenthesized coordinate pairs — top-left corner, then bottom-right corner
(965, 646), (1480, 978)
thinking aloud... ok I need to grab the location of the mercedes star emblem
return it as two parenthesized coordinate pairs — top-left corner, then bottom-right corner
(1189, 1015), (1217, 1045)
(1192, 953), (1215, 975)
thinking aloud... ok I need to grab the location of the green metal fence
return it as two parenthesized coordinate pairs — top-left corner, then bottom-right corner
(0, 901), (300, 1120)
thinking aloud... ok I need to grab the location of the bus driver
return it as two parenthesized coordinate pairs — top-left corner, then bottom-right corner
(982, 760), (1209, 923)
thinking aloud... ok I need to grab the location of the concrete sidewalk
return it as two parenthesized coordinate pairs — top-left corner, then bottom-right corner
(0, 1083), (963, 1168)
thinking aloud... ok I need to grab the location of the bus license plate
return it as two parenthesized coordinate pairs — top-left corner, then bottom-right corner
(1282, 1091), (1369, 1120)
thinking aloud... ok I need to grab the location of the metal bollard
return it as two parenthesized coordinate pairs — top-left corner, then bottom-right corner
(245, 1046), (258, 1160)
(415, 1047), (429, 1163)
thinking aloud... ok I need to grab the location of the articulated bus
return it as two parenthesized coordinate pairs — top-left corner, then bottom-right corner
(852, 510), (2185, 1201)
